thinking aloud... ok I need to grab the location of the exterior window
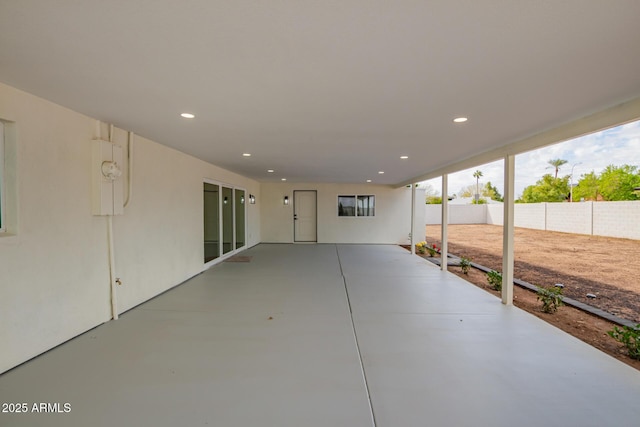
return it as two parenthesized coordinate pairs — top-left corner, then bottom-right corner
(338, 195), (375, 217)
(0, 121), (4, 232)
(203, 180), (248, 264)
(357, 195), (375, 216)
(338, 196), (355, 216)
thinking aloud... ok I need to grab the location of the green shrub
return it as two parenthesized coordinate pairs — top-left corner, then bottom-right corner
(537, 285), (564, 313)
(459, 257), (471, 275)
(486, 270), (502, 291)
(608, 325), (640, 360)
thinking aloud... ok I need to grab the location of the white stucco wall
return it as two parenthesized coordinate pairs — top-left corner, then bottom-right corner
(0, 82), (261, 373)
(261, 183), (424, 244)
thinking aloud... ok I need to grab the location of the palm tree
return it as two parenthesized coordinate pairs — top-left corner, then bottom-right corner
(472, 170), (483, 201)
(547, 159), (568, 178)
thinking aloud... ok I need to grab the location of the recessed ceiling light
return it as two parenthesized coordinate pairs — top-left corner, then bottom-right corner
(378, 171), (385, 174)
(180, 113), (195, 119)
(400, 156), (409, 159)
(453, 117), (468, 123)
(267, 169), (274, 173)
(242, 153), (251, 157)
(366, 179), (372, 183)
(281, 178), (287, 181)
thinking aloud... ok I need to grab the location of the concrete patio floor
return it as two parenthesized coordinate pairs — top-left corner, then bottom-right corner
(1, 244), (639, 426)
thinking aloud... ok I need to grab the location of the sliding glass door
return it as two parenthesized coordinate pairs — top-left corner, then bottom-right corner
(203, 183), (220, 263)
(235, 189), (245, 249)
(222, 186), (233, 255)
(203, 181), (247, 264)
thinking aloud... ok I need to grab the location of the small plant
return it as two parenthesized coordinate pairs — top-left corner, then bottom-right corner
(537, 285), (564, 313)
(415, 241), (428, 254)
(426, 244), (439, 257)
(486, 270), (502, 291)
(607, 324), (640, 360)
(459, 257), (471, 275)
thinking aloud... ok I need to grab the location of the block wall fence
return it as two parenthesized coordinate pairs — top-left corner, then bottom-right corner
(425, 201), (640, 240)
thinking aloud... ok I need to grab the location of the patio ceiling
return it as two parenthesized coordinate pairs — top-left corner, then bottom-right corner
(1, 1), (640, 185)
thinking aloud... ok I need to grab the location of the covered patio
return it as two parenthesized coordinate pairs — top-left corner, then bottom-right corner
(2, 244), (638, 426)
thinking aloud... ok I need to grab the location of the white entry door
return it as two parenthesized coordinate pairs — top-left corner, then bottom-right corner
(294, 190), (317, 242)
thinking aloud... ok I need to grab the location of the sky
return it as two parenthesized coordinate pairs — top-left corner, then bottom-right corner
(422, 119), (640, 199)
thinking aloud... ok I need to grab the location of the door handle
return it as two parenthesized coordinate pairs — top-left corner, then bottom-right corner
(294, 214), (298, 220)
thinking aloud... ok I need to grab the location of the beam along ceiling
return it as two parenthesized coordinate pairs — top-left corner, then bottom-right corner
(1, 1), (640, 185)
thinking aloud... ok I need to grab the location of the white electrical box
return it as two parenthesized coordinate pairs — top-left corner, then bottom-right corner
(92, 139), (124, 215)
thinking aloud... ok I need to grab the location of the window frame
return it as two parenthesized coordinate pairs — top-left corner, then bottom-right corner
(337, 194), (376, 218)
(0, 121), (5, 233)
(203, 177), (248, 267)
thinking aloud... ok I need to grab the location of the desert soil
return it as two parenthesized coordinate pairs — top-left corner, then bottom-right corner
(419, 224), (640, 370)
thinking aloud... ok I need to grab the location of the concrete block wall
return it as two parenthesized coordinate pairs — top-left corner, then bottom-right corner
(425, 204), (486, 224)
(593, 201), (640, 240)
(486, 204), (503, 225)
(514, 203), (547, 230)
(425, 205), (442, 225)
(426, 201), (640, 240)
(449, 204), (487, 224)
(546, 202), (592, 235)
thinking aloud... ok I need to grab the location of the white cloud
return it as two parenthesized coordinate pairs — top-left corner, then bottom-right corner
(421, 120), (640, 199)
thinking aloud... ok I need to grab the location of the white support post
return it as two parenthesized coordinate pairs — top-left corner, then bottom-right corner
(441, 175), (448, 271)
(411, 183), (416, 255)
(502, 155), (515, 305)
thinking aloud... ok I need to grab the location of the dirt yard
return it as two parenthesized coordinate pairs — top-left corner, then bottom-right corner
(421, 224), (640, 370)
